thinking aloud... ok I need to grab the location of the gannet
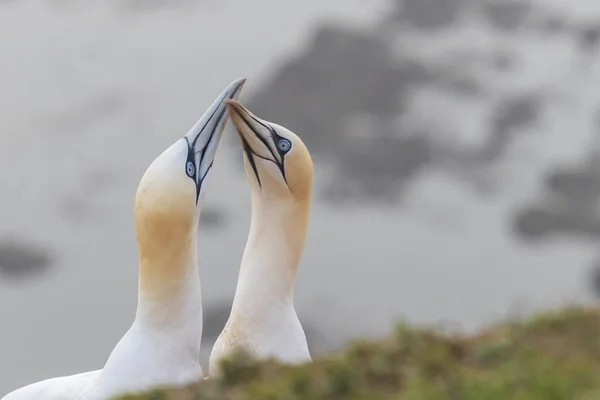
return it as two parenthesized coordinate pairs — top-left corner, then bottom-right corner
(2, 78), (246, 400)
(208, 100), (313, 376)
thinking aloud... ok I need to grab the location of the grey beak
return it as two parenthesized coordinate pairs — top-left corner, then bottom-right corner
(185, 78), (246, 186)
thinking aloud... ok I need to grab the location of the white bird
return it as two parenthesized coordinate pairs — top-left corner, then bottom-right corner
(209, 99), (313, 376)
(2, 78), (246, 400)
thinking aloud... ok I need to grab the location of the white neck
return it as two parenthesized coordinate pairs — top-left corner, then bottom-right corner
(230, 193), (309, 321)
(82, 218), (204, 399)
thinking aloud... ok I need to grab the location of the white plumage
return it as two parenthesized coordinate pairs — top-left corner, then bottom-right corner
(2, 78), (245, 400)
(209, 100), (314, 375)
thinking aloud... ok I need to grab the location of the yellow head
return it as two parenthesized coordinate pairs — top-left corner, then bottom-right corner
(224, 100), (313, 203)
(134, 79), (245, 259)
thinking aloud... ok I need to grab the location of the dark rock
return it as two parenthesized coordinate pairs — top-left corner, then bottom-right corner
(490, 50), (515, 71)
(481, 0), (532, 32)
(544, 167), (600, 208)
(391, 0), (466, 30)
(535, 14), (568, 35)
(328, 135), (432, 203)
(244, 25), (434, 203)
(492, 94), (540, 139)
(199, 207), (227, 230)
(246, 26), (430, 154)
(512, 207), (557, 240)
(576, 22), (600, 53)
(438, 73), (483, 97)
(0, 239), (54, 279)
(514, 204), (600, 241)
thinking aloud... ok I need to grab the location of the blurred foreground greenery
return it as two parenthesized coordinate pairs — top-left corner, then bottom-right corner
(117, 306), (600, 399)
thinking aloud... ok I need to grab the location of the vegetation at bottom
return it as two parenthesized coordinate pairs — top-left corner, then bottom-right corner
(116, 306), (600, 399)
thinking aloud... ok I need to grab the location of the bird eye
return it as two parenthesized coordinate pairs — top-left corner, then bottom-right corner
(277, 138), (291, 153)
(186, 161), (195, 177)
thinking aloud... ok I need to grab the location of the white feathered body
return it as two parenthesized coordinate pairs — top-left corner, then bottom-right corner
(1, 371), (98, 400)
(209, 302), (311, 374)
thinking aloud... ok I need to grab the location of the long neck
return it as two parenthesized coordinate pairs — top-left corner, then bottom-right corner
(231, 192), (310, 318)
(134, 214), (203, 338)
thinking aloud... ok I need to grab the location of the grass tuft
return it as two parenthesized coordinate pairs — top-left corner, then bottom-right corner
(115, 306), (600, 399)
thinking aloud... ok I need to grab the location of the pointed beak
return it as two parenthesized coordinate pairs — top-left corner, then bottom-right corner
(185, 78), (246, 181)
(225, 99), (288, 188)
(224, 99), (275, 159)
(224, 98), (252, 136)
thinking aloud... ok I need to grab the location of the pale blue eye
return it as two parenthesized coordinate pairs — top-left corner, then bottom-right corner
(277, 138), (291, 153)
(186, 161), (195, 177)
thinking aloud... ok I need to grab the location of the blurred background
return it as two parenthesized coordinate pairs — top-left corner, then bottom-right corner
(2, 0), (600, 394)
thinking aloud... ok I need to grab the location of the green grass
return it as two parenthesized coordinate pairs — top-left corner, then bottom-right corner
(116, 306), (600, 399)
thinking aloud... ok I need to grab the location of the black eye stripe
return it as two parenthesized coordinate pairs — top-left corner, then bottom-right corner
(239, 112), (279, 162)
(198, 160), (213, 189)
(184, 137), (201, 203)
(246, 113), (293, 162)
(184, 137), (196, 175)
(239, 129), (289, 187)
(243, 116), (288, 183)
(183, 104), (229, 203)
(197, 106), (227, 164)
(229, 107), (290, 188)
(251, 116), (292, 157)
(190, 88), (235, 148)
(242, 137), (262, 188)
